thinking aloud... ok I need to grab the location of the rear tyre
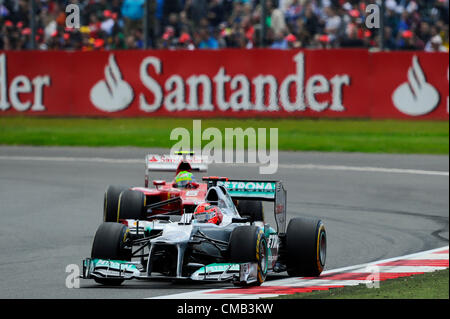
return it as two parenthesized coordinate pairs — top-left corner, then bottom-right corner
(285, 217), (326, 277)
(118, 189), (146, 220)
(91, 222), (132, 285)
(237, 200), (264, 222)
(229, 226), (268, 286)
(103, 185), (129, 222)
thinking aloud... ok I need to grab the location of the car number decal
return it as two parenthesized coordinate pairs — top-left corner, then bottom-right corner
(267, 235), (278, 249)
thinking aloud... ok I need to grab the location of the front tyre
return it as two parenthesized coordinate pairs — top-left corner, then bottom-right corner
(103, 185), (129, 222)
(91, 222), (132, 285)
(286, 217), (326, 277)
(229, 226), (268, 286)
(118, 189), (146, 220)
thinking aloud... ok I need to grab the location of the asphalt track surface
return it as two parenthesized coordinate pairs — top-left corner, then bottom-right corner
(0, 146), (448, 299)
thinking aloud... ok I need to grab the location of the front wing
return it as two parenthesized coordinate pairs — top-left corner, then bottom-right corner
(81, 258), (259, 285)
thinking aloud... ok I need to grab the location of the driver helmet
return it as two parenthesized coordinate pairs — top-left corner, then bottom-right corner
(174, 171), (195, 188)
(194, 203), (223, 225)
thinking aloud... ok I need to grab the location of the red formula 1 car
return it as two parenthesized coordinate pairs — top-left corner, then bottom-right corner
(103, 152), (211, 224)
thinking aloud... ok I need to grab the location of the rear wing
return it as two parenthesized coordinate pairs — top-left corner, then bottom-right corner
(144, 154), (208, 187)
(212, 179), (287, 234)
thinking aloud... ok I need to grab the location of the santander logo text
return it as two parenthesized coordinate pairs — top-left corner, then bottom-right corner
(89, 52), (351, 113)
(0, 53), (51, 112)
(392, 56), (440, 116)
(90, 54), (134, 112)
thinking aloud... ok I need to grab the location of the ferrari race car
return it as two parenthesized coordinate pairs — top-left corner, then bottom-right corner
(81, 153), (327, 286)
(102, 153), (210, 224)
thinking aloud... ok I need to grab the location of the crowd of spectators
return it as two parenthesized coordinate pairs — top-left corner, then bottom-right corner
(0, 0), (448, 52)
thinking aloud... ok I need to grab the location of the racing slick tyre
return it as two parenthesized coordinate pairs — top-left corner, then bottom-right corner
(229, 226), (268, 286)
(285, 217), (326, 277)
(91, 222), (132, 286)
(103, 185), (129, 222)
(118, 189), (146, 221)
(237, 200), (264, 222)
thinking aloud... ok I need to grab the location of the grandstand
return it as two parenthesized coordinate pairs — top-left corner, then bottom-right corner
(0, 0), (448, 51)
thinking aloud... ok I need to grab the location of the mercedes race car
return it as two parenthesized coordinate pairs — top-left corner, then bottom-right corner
(81, 153), (327, 286)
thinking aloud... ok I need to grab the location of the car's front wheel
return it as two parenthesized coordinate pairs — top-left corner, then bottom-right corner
(103, 185), (129, 222)
(91, 222), (132, 285)
(229, 226), (268, 286)
(118, 189), (146, 220)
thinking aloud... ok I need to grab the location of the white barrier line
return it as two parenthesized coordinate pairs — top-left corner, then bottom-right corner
(0, 155), (448, 177)
(406, 254), (449, 260)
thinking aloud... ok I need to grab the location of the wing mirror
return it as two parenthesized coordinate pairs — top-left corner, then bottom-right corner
(191, 182), (200, 188)
(153, 180), (166, 188)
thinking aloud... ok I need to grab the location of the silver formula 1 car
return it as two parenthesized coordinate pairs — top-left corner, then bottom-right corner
(82, 174), (327, 286)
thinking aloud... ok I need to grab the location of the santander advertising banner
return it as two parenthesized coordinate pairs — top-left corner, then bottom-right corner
(0, 49), (448, 119)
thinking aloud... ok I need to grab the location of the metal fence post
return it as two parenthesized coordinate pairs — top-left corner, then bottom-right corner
(143, 0), (149, 49)
(30, 0), (37, 50)
(380, 0), (385, 51)
(260, 0), (267, 48)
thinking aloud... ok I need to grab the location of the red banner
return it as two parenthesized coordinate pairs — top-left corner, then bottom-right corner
(0, 49), (448, 119)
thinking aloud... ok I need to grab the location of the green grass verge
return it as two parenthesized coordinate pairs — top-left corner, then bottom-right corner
(272, 269), (449, 299)
(0, 117), (448, 154)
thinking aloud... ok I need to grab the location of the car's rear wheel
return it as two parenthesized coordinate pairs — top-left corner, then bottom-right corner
(237, 200), (264, 222)
(118, 189), (146, 220)
(91, 222), (132, 285)
(285, 217), (326, 277)
(229, 226), (268, 286)
(103, 185), (129, 222)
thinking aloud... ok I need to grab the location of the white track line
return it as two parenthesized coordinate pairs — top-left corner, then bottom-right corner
(0, 155), (142, 164)
(0, 155), (448, 176)
(278, 164), (449, 176)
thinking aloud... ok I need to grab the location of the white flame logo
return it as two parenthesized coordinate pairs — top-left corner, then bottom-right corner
(392, 56), (440, 116)
(90, 54), (134, 112)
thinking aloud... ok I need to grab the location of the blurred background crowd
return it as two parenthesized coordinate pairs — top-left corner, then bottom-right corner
(0, 0), (448, 51)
